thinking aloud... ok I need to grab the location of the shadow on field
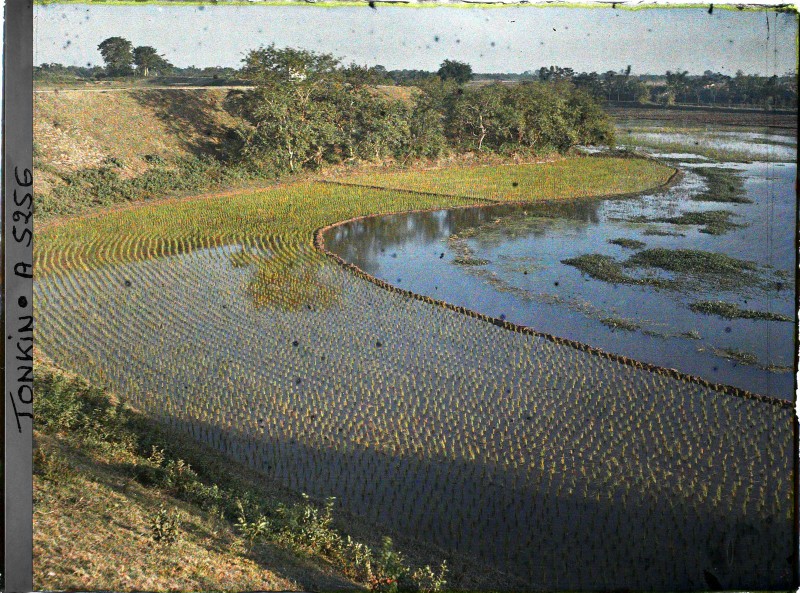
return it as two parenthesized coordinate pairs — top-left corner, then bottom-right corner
(159, 416), (795, 592)
(130, 89), (231, 159)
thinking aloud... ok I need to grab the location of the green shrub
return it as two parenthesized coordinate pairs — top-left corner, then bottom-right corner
(150, 505), (181, 545)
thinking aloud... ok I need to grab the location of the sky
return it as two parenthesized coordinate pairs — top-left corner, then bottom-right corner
(34, 4), (797, 76)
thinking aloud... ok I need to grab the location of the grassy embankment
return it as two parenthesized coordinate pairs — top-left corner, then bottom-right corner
(35, 88), (677, 589)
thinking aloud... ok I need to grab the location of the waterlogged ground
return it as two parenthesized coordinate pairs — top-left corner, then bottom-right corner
(34, 156), (795, 590)
(327, 126), (796, 399)
(35, 243), (794, 590)
(617, 119), (797, 162)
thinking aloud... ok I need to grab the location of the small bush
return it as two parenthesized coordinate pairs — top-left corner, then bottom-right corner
(150, 505), (181, 545)
(234, 499), (271, 549)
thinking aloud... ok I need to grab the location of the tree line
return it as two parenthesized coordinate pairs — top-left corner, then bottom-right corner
(221, 45), (613, 174)
(35, 35), (797, 111)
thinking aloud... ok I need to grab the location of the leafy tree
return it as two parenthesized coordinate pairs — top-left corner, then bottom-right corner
(573, 72), (604, 99)
(665, 70), (690, 104)
(437, 60), (473, 85)
(240, 43), (340, 85)
(406, 78), (451, 158)
(97, 37), (134, 77)
(537, 66), (575, 82)
(446, 84), (516, 151)
(132, 46), (172, 77)
(227, 45), (414, 172)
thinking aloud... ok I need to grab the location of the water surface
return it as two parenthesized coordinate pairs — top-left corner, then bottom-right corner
(325, 126), (796, 399)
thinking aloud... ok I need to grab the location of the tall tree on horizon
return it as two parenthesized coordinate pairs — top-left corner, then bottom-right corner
(98, 37), (134, 77)
(133, 46), (173, 77)
(437, 59), (473, 85)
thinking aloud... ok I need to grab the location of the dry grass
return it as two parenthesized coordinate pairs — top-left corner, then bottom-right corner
(34, 88), (237, 191)
(34, 445), (317, 592)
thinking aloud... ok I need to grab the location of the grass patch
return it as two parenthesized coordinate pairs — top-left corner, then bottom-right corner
(692, 167), (751, 204)
(627, 248), (757, 276)
(689, 300), (792, 322)
(332, 157), (675, 203)
(630, 210), (745, 235)
(608, 237), (646, 250)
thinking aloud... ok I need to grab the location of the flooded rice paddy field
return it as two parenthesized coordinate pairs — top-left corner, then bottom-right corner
(34, 124), (796, 589)
(36, 240), (794, 589)
(327, 123), (796, 400)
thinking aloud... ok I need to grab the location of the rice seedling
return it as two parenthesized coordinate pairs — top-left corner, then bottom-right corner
(34, 158), (794, 590)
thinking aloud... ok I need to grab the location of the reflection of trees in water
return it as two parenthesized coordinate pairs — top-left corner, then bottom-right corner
(456, 201), (601, 247)
(326, 200), (603, 272)
(230, 247), (340, 311)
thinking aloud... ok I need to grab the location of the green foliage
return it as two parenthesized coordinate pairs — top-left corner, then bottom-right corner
(33, 448), (73, 484)
(98, 37), (134, 77)
(235, 499), (271, 549)
(436, 59), (473, 84)
(240, 43), (340, 86)
(150, 505), (181, 545)
(442, 81), (614, 153)
(223, 45), (612, 174)
(34, 371), (133, 455)
(132, 46), (172, 78)
(38, 155), (269, 218)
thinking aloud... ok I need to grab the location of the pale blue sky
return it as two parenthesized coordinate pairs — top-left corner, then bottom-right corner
(34, 4), (797, 75)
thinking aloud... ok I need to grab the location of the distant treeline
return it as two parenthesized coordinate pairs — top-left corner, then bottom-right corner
(36, 59), (798, 111)
(390, 66), (798, 110)
(35, 37), (797, 112)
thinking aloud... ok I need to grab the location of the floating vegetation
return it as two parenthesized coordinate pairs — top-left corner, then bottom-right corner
(600, 316), (641, 332)
(561, 254), (667, 288)
(629, 210), (745, 235)
(712, 347), (761, 367)
(565, 248), (785, 295)
(608, 237), (646, 250)
(627, 248), (756, 278)
(453, 256), (491, 267)
(642, 228), (686, 237)
(689, 300), (792, 322)
(692, 167), (752, 204)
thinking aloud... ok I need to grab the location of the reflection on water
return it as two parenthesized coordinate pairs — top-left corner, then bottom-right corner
(326, 134), (796, 399)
